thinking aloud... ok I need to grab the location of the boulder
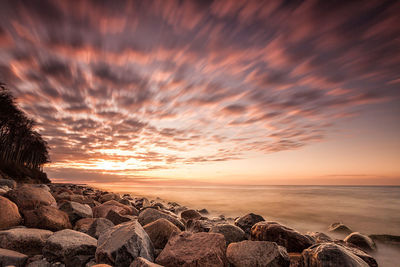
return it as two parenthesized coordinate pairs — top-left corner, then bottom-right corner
(0, 195), (22, 229)
(0, 248), (28, 267)
(98, 193), (121, 203)
(226, 240), (290, 267)
(130, 257), (163, 267)
(95, 220), (154, 267)
(251, 222), (314, 253)
(59, 201), (93, 224)
(5, 185), (56, 211)
(0, 178), (17, 189)
(180, 209), (202, 221)
(23, 206), (72, 231)
(43, 229), (97, 267)
(234, 213), (265, 235)
(328, 222), (352, 235)
(74, 218), (96, 234)
(302, 242), (369, 267)
(344, 232), (376, 252)
(138, 208), (185, 231)
(105, 209), (135, 225)
(0, 228), (52, 255)
(135, 197), (150, 209)
(143, 218), (181, 249)
(93, 200), (135, 218)
(333, 241), (378, 267)
(87, 218), (114, 239)
(306, 232), (332, 243)
(210, 224), (246, 245)
(156, 232), (228, 267)
(187, 219), (219, 233)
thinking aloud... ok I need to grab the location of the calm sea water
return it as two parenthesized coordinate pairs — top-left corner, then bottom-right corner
(110, 185), (400, 266)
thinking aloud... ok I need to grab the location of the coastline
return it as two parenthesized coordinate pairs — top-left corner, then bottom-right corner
(0, 181), (398, 266)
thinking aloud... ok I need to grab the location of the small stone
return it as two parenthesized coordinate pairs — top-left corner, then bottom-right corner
(328, 222), (352, 235)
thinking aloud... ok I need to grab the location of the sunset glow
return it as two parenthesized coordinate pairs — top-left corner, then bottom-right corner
(0, 0), (399, 186)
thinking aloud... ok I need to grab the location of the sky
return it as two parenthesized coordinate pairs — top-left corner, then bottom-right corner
(0, 0), (399, 186)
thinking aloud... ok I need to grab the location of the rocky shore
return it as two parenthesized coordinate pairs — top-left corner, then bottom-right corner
(0, 180), (398, 267)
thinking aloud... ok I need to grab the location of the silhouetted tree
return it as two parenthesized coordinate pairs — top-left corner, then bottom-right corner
(0, 83), (50, 170)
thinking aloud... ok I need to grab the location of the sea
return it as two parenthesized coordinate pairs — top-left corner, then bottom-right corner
(109, 185), (400, 266)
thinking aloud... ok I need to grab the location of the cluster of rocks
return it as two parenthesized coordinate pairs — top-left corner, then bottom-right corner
(0, 179), (394, 267)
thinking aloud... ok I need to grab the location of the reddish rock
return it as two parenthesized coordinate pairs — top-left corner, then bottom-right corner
(210, 224), (246, 245)
(130, 257), (163, 267)
(93, 200), (135, 218)
(156, 232), (228, 267)
(234, 213), (265, 235)
(74, 218), (96, 233)
(226, 240), (290, 267)
(251, 222), (314, 253)
(0, 248), (28, 267)
(0, 196), (22, 229)
(180, 209), (202, 221)
(105, 209), (135, 225)
(344, 232), (376, 252)
(138, 208), (185, 231)
(23, 206), (72, 231)
(5, 185), (56, 211)
(0, 228), (53, 255)
(143, 218), (181, 249)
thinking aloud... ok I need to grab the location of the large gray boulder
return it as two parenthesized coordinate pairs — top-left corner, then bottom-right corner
(0, 195), (22, 229)
(138, 208), (185, 231)
(42, 229), (97, 267)
(23, 205), (72, 231)
(5, 185), (56, 211)
(344, 232), (376, 252)
(87, 218), (114, 239)
(234, 213), (265, 235)
(95, 220), (154, 267)
(156, 232), (228, 267)
(226, 240), (290, 267)
(251, 221), (314, 253)
(0, 228), (53, 255)
(210, 224), (246, 245)
(143, 218), (181, 249)
(302, 242), (369, 267)
(59, 201), (93, 224)
(0, 248), (28, 267)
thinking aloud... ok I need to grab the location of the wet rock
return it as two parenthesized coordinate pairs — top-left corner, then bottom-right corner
(306, 232), (332, 243)
(344, 232), (376, 252)
(93, 200), (135, 218)
(0, 195), (22, 229)
(180, 209), (202, 222)
(198, 208), (209, 215)
(0, 248), (28, 267)
(105, 209), (135, 225)
(251, 222), (314, 253)
(156, 232), (228, 267)
(130, 257), (163, 267)
(74, 218), (96, 234)
(234, 213), (265, 235)
(328, 222), (352, 235)
(87, 218), (114, 239)
(95, 220), (154, 267)
(209, 224), (246, 245)
(43, 229), (97, 267)
(143, 218), (181, 249)
(5, 185), (56, 211)
(0, 178), (17, 189)
(138, 208), (185, 231)
(226, 240), (290, 267)
(23, 206), (72, 231)
(59, 201), (93, 225)
(98, 193), (120, 203)
(0, 228), (52, 255)
(302, 242), (369, 267)
(333, 241), (378, 267)
(289, 253), (303, 267)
